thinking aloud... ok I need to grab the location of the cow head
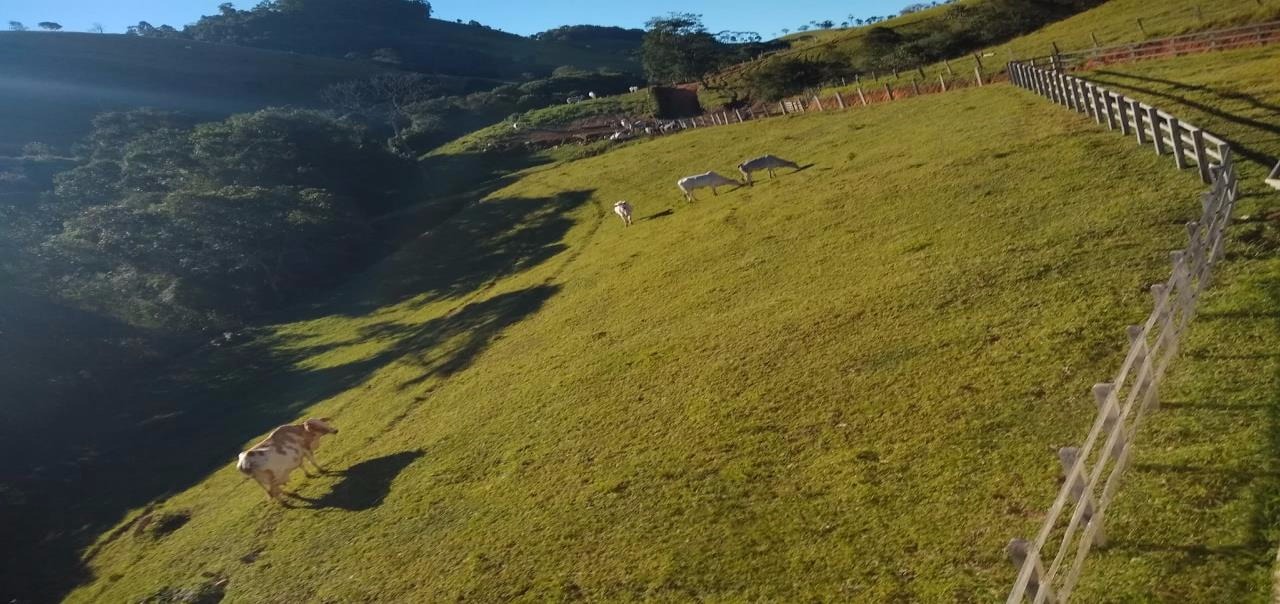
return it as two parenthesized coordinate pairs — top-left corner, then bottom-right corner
(303, 418), (338, 435)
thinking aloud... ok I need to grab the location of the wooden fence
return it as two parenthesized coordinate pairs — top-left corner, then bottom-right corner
(667, 69), (994, 133)
(1004, 61), (1240, 603)
(1024, 20), (1280, 70)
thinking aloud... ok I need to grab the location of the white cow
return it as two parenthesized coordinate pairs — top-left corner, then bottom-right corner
(236, 418), (338, 503)
(737, 154), (801, 185)
(677, 171), (742, 201)
(629, 86), (640, 93)
(613, 201), (634, 227)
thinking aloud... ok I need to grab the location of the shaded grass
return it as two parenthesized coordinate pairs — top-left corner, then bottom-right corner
(55, 81), (1234, 601)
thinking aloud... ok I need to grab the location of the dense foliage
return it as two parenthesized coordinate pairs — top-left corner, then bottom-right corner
(3, 108), (415, 332)
(641, 14), (786, 85)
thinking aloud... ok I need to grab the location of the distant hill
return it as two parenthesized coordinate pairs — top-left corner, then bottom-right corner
(0, 32), (402, 154)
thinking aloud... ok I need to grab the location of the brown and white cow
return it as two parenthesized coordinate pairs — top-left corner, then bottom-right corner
(236, 418), (338, 502)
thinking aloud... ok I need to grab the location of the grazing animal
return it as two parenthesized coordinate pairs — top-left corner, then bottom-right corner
(236, 418), (339, 503)
(677, 171), (742, 201)
(629, 86), (640, 93)
(737, 154), (801, 185)
(613, 201), (634, 226)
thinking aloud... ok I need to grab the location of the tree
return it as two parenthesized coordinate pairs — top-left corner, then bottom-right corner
(37, 22), (62, 31)
(641, 13), (725, 85)
(8, 21), (26, 31)
(89, 22), (104, 33)
(125, 21), (156, 36)
(819, 20), (835, 29)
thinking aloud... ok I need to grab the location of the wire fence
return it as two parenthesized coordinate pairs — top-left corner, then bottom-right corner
(1003, 60), (1240, 604)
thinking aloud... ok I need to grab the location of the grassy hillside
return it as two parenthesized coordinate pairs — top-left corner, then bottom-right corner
(54, 79), (1247, 601)
(818, 0), (1280, 98)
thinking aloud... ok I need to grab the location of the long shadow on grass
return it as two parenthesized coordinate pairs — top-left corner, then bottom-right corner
(290, 450), (425, 512)
(317, 189), (593, 316)
(1087, 71), (1279, 169)
(0, 189), (589, 603)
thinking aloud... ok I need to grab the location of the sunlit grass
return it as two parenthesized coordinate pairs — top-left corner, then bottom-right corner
(66, 73), (1273, 600)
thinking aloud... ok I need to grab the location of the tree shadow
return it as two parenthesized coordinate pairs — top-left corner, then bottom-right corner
(0, 188), (593, 602)
(290, 450), (425, 512)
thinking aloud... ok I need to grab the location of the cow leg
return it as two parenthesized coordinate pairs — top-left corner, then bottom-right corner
(303, 449), (325, 475)
(252, 470), (277, 501)
(711, 187), (718, 196)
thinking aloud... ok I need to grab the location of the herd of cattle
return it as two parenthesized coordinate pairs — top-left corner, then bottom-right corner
(235, 154), (800, 503)
(612, 154), (802, 227)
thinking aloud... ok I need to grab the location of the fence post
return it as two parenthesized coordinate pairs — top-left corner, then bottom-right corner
(779, 102), (788, 115)
(813, 95), (824, 111)
(1131, 100), (1147, 144)
(939, 73), (948, 92)
(796, 98), (806, 113)
(1148, 106), (1166, 155)
(835, 90), (846, 109)
(944, 58), (954, 76)
(911, 79), (921, 96)
(1090, 84), (1106, 124)
(1091, 31), (1100, 47)
(734, 109), (743, 123)
(1137, 18), (1147, 36)
(974, 66), (984, 87)
(1058, 447), (1096, 522)
(1115, 93), (1131, 135)
(1101, 90), (1116, 130)
(1093, 383), (1125, 462)
(884, 82), (894, 100)
(1169, 118), (1188, 170)
(1007, 539), (1058, 604)
(1126, 325), (1159, 411)
(1059, 73), (1074, 109)
(1191, 128), (1211, 183)
(856, 82), (868, 106)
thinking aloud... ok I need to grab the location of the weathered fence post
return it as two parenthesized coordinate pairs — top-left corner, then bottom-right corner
(1102, 90), (1117, 130)
(734, 109), (743, 123)
(944, 59), (954, 76)
(856, 81), (868, 106)
(1115, 93), (1131, 135)
(779, 102), (788, 115)
(1093, 383), (1125, 462)
(796, 98), (806, 113)
(884, 82), (894, 100)
(1169, 118), (1188, 170)
(911, 79), (921, 96)
(1132, 100), (1147, 144)
(1148, 106), (1166, 154)
(1191, 128), (1211, 183)
(1058, 447), (1096, 522)
(939, 73), (948, 92)
(1091, 32), (1101, 47)
(834, 90), (846, 109)
(1007, 539), (1058, 604)
(813, 95), (824, 111)
(1127, 325), (1158, 411)
(974, 66), (984, 87)
(1137, 18), (1147, 36)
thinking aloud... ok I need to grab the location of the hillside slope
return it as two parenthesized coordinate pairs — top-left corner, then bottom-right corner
(53, 82), (1231, 601)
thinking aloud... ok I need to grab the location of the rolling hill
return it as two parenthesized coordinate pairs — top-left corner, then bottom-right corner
(36, 42), (1278, 599)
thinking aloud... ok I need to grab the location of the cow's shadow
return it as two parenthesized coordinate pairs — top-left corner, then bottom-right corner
(290, 450), (425, 511)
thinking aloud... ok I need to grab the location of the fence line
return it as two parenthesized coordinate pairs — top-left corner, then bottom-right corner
(1004, 60), (1239, 603)
(1023, 19), (1280, 70)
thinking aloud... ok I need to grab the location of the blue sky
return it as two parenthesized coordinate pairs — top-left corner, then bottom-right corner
(2, 0), (918, 38)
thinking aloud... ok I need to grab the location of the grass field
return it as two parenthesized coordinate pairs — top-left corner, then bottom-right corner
(56, 71), (1263, 600)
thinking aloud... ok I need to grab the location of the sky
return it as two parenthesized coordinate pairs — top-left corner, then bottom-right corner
(1, 0), (919, 38)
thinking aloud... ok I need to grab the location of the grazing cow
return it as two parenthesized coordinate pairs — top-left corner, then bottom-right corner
(737, 154), (801, 185)
(236, 418), (338, 503)
(629, 86), (640, 93)
(677, 171), (742, 201)
(613, 200), (634, 227)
